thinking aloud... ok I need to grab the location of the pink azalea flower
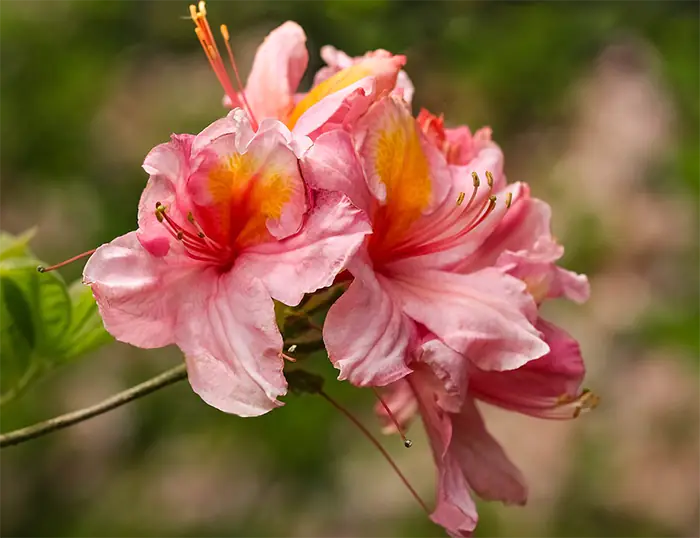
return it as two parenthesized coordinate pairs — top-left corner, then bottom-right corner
(83, 110), (370, 416)
(367, 128), (595, 534)
(189, 1), (406, 138)
(303, 95), (550, 388)
(304, 98), (593, 535)
(375, 321), (596, 537)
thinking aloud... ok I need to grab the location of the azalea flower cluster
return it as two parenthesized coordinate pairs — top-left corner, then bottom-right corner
(82, 3), (597, 535)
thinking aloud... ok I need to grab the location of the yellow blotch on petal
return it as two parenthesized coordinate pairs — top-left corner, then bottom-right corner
(286, 64), (372, 129)
(370, 116), (432, 255)
(208, 153), (292, 248)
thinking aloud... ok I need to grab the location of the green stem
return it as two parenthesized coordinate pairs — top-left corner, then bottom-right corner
(0, 363), (188, 449)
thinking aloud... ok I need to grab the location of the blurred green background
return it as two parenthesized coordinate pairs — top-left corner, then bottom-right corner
(1, 1), (698, 536)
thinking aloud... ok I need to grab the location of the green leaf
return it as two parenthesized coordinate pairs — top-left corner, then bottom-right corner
(0, 228), (37, 261)
(0, 257), (72, 354)
(36, 269), (72, 354)
(0, 275), (36, 395)
(59, 280), (112, 360)
(0, 244), (113, 405)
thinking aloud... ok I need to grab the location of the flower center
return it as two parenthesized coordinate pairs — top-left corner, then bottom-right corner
(155, 202), (234, 267)
(371, 171), (511, 267)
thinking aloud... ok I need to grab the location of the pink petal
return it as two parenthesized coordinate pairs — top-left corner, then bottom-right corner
(177, 266), (287, 417)
(192, 109), (254, 156)
(300, 129), (372, 214)
(444, 126), (496, 168)
(139, 134), (194, 233)
(450, 398), (528, 505)
(83, 232), (197, 349)
(410, 372), (478, 537)
(431, 451), (479, 538)
(388, 268), (549, 371)
(243, 122), (308, 239)
(462, 192), (590, 303)
(187, 116), (307, 245)
(355, 96), (451, 211)
(469, 318), (587, 419)
(324, 255), (414, 386)
(291, 76), (376, 139)
(418, 337), (469, 413)
(244, 21), (308, 121)
(239, 191), (371, 306)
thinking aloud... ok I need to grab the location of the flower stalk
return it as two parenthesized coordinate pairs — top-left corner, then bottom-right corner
(0, 364), (188, 449)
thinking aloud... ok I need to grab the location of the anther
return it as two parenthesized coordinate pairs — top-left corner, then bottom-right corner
(456, 192), (466, 206)
(287, 344), (297, 353)
(505, 192), (513, 208)
(404, 439), (413, 448)
(471, 171), (480, 188)
(485, 170), (494, 188)
(576, 389), (601, 417)
(220, 24), (229, 41)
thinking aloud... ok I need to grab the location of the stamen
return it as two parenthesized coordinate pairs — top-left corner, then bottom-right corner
(154, 202), (230, 264)
(466, 195), (497, 231)
(485, 170), (494, 188)
(220, 24), (258, 129)
(37, 249), (97, 273)
(190, 2), (240, 108)
(372, 388), (413, 448)
(388, 169), (503, 260)
(458, 172), (481, 212)
(572, 389), (600, 418)
(556, 389), (600, 418)
(505, 191), (513, 209)
(319, 390), (429, 514)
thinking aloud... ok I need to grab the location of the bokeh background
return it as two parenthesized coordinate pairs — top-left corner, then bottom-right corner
(1, 1), (698, 536)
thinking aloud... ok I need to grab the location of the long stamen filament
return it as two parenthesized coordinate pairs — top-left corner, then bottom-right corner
(154, 202), (230, 264)
(390, 171), (508, 260)
(190, 2), (258, 126)
(37, 249), (97, 273)
(319, 390), (430, 515)
(220, 24), (258, 129)
(191, 3), (240, 107)
(372, 388), (413, 448)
